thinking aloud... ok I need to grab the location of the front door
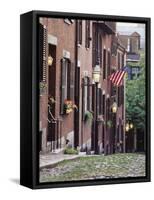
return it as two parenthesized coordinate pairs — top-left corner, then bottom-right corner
(48, 44), (56, 151)
(74, 67), (80, 148)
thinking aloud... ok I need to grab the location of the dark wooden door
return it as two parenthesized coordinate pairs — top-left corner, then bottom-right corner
(74, 67), (80, 148)
(47, 44), (56, 148)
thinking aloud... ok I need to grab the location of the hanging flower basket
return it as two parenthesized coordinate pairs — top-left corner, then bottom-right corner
(64, 100), (78, 114)
(40, 82), (47, 95)
(84, 111), (93, 124)
(106, 120), (113, 128)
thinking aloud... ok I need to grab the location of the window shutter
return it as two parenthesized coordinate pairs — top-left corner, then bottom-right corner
(85, 21), (88, 48)
(77, 20), (82, 45)
(39, 24), (43, 82)
(107, 51), (111, 76)
(121, 85), (124, 104)
(98, 88), (102, 115)
(87, 21), (90, 48)
(69, 62), (75, 100)
(99, 35), (102, 67)
(118, 86), (122, 107)
(95, 24), (99, 64)
(42, 27), (47, 82)
(85, 20), (90, 48)
(103, 49), (106, 79)
(102, 94), (105, 116)
(97, 34), (102, 67)
(82, 78), (85, 120)
(122, 54), (124, 67)
(118, 53), (120, 69)
(60, 59), (66, 114)
(87, 78), (91, 111)
(39, 24), (47, 83)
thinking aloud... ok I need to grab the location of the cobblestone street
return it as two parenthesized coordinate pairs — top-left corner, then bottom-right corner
(40, 153), (146, 182)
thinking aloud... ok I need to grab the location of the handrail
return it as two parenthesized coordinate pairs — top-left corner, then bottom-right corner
(47, 104), (63, 150)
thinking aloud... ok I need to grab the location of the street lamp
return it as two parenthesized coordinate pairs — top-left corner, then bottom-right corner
(125, 123), (130, 132)
(48, 55), (53, 66)
(111, 101), (117, 153)
(130, 123), (134, 129)
(92, 65), (101, 83)
(112, 102), (117, 113)
(92, 65), (101, 154)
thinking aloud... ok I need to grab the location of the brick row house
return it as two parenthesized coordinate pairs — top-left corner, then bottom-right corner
(39, 18), (126, 155)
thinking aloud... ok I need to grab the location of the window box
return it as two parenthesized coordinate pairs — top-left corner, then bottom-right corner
(63, 100), (77, 114)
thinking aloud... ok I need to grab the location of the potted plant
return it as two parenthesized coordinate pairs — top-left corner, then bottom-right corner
(84, 111), (93, 124)
(64, 100), (77, 114)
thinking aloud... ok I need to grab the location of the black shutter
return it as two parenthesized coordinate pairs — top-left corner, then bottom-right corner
(118, 53), (120, 69)
(92, 23), (96, 68)
(43, 27), (47, 82)
(85, 20), (90, 48)
(122, 54), (124, 68)
(99, 88), (102, 115)
(87, 21), (90, 48)
(99, 35), (102, 67)
(87, 77), (91, 111)
(108, 51), (111, 76)
(118, 86), (122, 107)
(82, 78), (85, 120)
(95, 24), (99, 65)
(69, 62), (75, 100)
(102, 94), (105, 116)
(39, 23), (43, 82)
(103, 49), (106, 79)
(85, 21), (88, 48)
(77, 20), (82, 45)
(60, 59), (66, 114)
(39, 24), (47, 82)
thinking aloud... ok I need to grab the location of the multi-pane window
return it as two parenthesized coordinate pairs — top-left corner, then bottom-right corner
(60, 59), (74, 114)
(85, 20), (90, 48)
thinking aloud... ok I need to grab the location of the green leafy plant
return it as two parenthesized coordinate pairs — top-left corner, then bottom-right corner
(126, 51), (145, 131)
(84, 111), (93, 124)
(40, 82), (47, 95)
(64, 147), (78, 155)
(107, 120), (113, 128)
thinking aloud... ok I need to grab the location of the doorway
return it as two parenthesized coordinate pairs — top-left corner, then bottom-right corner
(47, 44), (56, 151)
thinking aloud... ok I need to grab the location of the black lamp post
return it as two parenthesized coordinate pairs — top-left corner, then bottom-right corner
(111, 101), (117, 153)
(92, 65), (101, 154)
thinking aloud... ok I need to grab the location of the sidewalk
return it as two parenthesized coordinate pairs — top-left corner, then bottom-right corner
(40, 152), (81, 169)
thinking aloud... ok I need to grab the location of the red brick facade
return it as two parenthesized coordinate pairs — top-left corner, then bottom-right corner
(39, 18), (126, 155)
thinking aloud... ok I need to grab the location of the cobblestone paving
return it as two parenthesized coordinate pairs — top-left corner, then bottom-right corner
(40, 153), (146, 182)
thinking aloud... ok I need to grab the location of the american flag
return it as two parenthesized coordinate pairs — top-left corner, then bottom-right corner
(109, 66), (128, 86)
